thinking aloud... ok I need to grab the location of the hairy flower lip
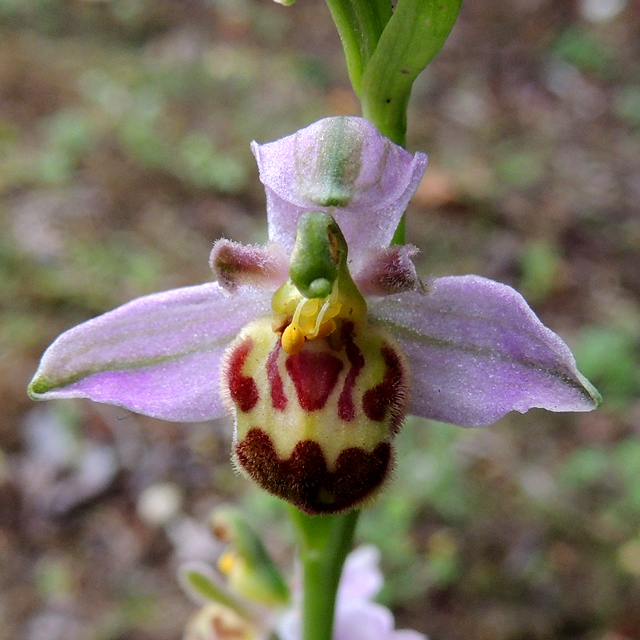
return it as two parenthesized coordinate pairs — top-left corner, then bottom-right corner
(28, 116), (600, 428)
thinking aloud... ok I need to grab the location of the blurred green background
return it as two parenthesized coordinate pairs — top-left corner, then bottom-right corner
(1, 0), (639, 638)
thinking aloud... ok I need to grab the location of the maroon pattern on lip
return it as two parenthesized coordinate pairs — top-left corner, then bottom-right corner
(226, 339), (259, 413)
(362, 345), (406, 433)
(285, 350), (344, 411)
(337, 323), (365, 422)
(267, 340), (287, 410)
(235, 428), (392, 515)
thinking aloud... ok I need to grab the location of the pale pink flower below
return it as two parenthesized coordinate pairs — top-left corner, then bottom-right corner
(278, 546), (427, 640)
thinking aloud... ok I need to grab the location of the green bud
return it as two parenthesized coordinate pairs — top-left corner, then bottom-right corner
(184, 603), (257, 640)
(210, 507), (290, 607)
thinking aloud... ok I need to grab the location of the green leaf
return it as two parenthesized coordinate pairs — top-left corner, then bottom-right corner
(180, 567), (245, 614)
(360, 0), (463, 145)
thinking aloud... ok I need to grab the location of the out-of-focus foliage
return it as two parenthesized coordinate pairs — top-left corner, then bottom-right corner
(1, 0), (639, 639)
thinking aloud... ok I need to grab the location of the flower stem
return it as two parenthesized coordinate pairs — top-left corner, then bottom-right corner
(287, 507), (360, 640)
(324, 0), (391, 96)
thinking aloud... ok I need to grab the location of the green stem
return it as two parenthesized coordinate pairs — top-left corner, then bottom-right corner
(287, 507), (360, 640)
(324, 0), (392, 96)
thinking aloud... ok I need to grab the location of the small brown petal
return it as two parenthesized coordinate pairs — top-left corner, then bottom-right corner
(355, 245), (425, 296)
(210, 240), (288, 293)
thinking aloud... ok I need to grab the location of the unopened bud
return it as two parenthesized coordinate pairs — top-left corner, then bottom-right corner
(209, 508), (290, 607)
(184, 603), (257, 640)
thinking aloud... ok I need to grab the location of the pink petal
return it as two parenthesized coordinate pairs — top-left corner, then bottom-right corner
(210, 240), (288, 293)
(337, 546), (383, 603)
(335, 603), (394, 640)
(251, 117), (427, 268)
(370, 276), (601, 427)
(29, 284), (272, 421)
(355, 245), (424, 296)
(393, 631), (429, 640)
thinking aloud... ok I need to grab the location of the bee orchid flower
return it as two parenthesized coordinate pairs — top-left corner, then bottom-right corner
(28, 117), (600, 515)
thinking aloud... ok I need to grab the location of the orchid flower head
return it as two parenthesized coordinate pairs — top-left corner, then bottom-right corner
(28, 116), (600, 515)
